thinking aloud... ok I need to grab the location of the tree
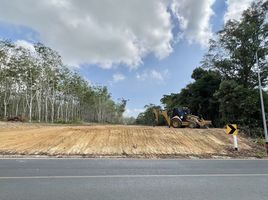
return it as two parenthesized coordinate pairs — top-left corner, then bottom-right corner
(215, 80), (268, 136)
(137, 1), (268, 137)
(198, 0), (268, 134)
(136, 104), (165, 126)
(0, 40), (127, 124)
(203, 0), (268, 88)
(123, 116), (136, 125)
(161, 68), (222, 125)
(161, 93), (180, 112)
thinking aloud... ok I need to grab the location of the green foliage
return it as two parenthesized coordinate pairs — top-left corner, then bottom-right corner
(54, 119), (84, 124)
(160, 93), (180, 112)
(215, 81), (262, 127)
(215, 81), (268, 137)
(138, 1), (268, 137)
(204, 0), (268, 88)
(204, 0), (268, 135)
(123, 117), (136, 125)
(136, 104), (165, 126)
(0, 40), (126, 124)
(161, 68), (222, 126)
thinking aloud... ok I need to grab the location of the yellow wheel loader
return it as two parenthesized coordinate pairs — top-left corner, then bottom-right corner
(153, 108), (212, 128)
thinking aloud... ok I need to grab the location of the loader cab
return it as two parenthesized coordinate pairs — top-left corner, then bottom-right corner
(172, 108), (190, 121)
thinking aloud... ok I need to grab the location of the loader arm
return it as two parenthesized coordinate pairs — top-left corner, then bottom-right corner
(153, 108), (171, 127)
(153, 109), (159, 125)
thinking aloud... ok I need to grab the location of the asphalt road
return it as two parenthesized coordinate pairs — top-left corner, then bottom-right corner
(0, 159), (268, 200)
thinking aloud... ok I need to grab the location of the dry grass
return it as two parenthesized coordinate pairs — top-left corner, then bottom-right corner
(0, 122), (264, 158)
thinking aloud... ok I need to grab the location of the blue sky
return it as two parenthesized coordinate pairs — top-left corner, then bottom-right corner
(0, 0), (253, 117)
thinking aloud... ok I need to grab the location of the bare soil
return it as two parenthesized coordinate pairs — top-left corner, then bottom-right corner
(0, 122), (265, 158)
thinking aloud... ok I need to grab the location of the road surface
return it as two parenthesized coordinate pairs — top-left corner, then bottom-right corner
(0, 159), (267, 200)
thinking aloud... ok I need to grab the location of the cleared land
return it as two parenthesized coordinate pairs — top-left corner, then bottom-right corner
(0, 122), (264, 158)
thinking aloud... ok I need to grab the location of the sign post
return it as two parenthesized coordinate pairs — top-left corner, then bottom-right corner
(226, 124), (238, 151)
(256, 51), (268, 154)
(233, 135), (238, 151)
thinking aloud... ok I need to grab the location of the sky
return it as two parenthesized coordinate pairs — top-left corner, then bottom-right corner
(0, 0), (257, 117)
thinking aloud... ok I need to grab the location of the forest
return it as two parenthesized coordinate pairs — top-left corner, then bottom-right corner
(1, 0), (268, 137)
(137, 1), (268, 137)
(0, 41), (126, 124)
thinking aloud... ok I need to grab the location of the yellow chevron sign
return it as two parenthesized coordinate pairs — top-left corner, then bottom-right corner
(226, 124), (238, 135)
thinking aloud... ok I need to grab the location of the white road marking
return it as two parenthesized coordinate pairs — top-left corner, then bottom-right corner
(0, 174), (268, 180)
(0, 158), (267, 161)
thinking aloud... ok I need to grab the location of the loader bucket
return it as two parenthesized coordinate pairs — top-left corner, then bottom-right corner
(199, 120), (212, 128)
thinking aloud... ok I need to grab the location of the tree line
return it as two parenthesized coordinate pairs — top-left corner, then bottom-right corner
(0, 41), (126, 123)
(137, 1), (268, 137)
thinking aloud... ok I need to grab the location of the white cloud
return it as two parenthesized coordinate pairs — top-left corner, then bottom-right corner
(0, 0), (217, 67)
(136, 69), (169, 82)
(14, 40), (38, 58)
(0, 0), (173, 68)
(224, 0), (255, 23)
(136, 72), (146, 81)
(112, 73), (126, 83)
(15, 40), (36, 52)
(124, 108), (145, 118)
(151, 70), (164, 81)
(171, 0), (215, 47)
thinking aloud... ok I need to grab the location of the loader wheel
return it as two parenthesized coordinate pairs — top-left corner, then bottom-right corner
(188, 121), (197, 128)
(203, 124), (210, 129)
(203, 124), (212, 129)
(171, 118), (182, 128)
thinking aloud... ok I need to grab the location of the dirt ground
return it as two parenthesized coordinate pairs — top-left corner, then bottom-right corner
(0, 122), (265, 158)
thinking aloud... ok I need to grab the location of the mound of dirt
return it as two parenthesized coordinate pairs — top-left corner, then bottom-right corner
(0, 123), (265, 158)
